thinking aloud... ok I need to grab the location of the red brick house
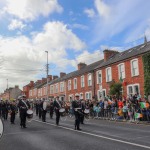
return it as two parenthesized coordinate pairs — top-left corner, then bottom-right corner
(26, 41), (150, 101)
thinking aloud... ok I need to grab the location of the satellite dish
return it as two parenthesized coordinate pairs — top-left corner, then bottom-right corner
(0, 118), (4, 140)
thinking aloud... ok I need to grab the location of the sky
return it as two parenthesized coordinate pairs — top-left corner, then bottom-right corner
(0, 0), (150, 92)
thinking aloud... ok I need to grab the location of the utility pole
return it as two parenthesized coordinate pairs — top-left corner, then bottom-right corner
(45, 51), (49, 101)
(7, 79), (8, 89)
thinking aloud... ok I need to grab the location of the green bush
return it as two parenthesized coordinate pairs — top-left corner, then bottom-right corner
(142, 53), (150, 96)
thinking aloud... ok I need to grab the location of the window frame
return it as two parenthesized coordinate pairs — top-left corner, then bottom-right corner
(88, 73), (92, 86)
(106, 67), (112, 82)
(118, 63), (125, 79)
(131, 59), (139, 77)
(74, 78), (77, 89)
(81, 75), (85, 88)
(97, 70), (102, 84)
(127, 84), (140, 96)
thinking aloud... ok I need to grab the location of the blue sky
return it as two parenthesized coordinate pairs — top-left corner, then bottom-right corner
(0, 0), (150, 92)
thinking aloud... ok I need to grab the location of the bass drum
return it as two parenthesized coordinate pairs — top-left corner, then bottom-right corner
(0, 118), (4, 139)
(26, 110), (33, 122)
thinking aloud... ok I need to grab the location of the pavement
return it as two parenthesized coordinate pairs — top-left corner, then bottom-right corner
(0, 113), (150, 150)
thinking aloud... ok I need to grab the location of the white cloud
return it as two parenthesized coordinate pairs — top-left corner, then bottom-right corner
(75, 50), (103, 66)
(94, 0), (111, 19)
(84, 8), (95, 18)
(0, 21), (86, 92)
(72, 24), (89, 30)
(2, 0), (63, 21)
(8, 19), (26, 30)
(91, 0), (150, 44)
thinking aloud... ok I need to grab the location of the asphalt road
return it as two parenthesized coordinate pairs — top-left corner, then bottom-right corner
(0, 113), (150, 150)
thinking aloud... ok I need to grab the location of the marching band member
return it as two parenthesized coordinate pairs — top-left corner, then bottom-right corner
(9, 101), (17, 124)
(49, 99), (54, 119)
(53, 96), (62, 125)
(18, 95), (30, 128)
(42, 98), (47, 122)
(72, 94), (82, 130)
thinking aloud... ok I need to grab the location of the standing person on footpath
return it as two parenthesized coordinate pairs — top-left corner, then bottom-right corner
(72, 94), (82, 130)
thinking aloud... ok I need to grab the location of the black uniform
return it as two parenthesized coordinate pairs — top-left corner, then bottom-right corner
(10, 103), (17, 124)
(49, 101), (54, 119)
(18, 100), (30, 128)
(35, 101), (39, 116)
(53, 100), (62, 125)
(41, 101), (47, 122)
(39, 101), (42, 119)
(2, 101), (9, 120)
(72, 100), (82, 130)
(80, 101), (85, 124)
(0, 101), (2, 117)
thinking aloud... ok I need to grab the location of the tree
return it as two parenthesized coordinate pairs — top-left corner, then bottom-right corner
(109, 82), (122, 98)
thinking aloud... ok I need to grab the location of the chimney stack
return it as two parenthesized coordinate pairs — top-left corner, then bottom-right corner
(103, 49), (119, 62)
(78, 62), (87, 70)
(30, 81), (34, 87)
(42, 78), (46, 83)
(60, 72), (66, 78)
(48, 75), (53, 82)
(53, 75), (59, 80)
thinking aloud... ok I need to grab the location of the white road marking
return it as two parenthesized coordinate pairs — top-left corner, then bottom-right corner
(33, 119), (150, 149)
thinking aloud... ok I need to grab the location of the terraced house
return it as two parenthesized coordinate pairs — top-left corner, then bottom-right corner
(26, 40), (150, 100)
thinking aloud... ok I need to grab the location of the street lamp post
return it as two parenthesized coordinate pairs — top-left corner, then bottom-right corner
(45, 51), (49, 101)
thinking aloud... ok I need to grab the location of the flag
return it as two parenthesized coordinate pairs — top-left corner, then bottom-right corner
(140, 102), (149, 109)
(120, 76), (123, 83)
(135, 113), (143, 119)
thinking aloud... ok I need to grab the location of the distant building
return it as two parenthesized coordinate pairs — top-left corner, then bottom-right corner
(0, 85), (22, 100)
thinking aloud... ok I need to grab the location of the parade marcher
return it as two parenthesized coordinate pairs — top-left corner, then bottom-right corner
(39, 100), (42, 119)
(72, 94), (82, 130)
(18, 95), (30, 128)
(0, 101), (1, 118)
(49, 99), (54, 119)
(9, 101), (17, 124)
(35, 100), (39, 116)
(53, 96), (62, 125)
(41, 98), (47, 122)
(80, 100), (85, 124)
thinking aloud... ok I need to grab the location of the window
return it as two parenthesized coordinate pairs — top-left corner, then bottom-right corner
(30, 90), (32, 96)
(97, 89), (106, 100)
(97, 70), (102, 84)
(68, 80), (71, 91)
(80, 93), (83, 99)
(106, 67), (112, 82)
(38, 89), (41, 96)
(127, 84), (140, 96)
(85, 91), (92, 100)
(40, 88), (42, 96)
(131, 59), (139, 76)
(44, 87), (46, 95)
(60, 82), (64, 92)
(88, 73), (92, 86)
(74, 78), (77, 89)
(81, 76), (85, 87)
(50, 85), (53, 94)
(55, 84), (58, 93)
(118, 63), (125, 79)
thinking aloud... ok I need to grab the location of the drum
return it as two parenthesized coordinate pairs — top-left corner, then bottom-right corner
(84, 109), (90, 114)
(0, 118), (4, 139)
(26, 110), (33, 122)
(59, 108), (66, 116)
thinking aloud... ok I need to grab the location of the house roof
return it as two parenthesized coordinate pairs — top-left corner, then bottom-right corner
(48, 59), (104, 86)
(39, 41), (150, 88)
(95, 41), (150, 69)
